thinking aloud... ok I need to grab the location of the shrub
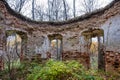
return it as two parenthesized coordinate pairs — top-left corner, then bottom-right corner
(27, 59), (95, 80)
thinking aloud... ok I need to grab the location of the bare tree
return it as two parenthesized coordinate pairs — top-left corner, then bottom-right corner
(62, 0), (68, 20)
(33, 0), (70, 21)
(46, 0), (53, 21)
(47, 0), (52, 21)
(81, 0), (99, 13)
(34, 6), (45, 21)
(7, 0), (28, 13)
(46, 0), (63, 21)
(73, 0), (76, 17)
(52, 0), (62, 21)
(32, 0), (35, 20)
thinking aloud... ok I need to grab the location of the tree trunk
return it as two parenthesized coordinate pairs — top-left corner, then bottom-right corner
(63, 0), (67, 20)
(32, 0), (35, 20)
(73, 0), (76, 17)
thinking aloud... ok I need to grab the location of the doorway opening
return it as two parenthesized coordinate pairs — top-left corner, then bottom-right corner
(48, 34), (62, 60)
(6, 30), (27, 61)
(90, 37), (98, 69)
(6, 33), (22, 69)
(7, 33), (22, 59)
(82, 28), (104, 70)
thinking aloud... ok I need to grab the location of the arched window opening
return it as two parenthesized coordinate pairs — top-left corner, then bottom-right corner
(81, 28), (104, 70)
(48, 34), (63, 60)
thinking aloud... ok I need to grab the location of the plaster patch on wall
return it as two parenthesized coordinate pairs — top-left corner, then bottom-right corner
(102, 14), (120, 51)
(35, 36), (50, 58)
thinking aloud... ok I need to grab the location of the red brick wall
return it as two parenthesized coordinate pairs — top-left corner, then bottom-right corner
(62, 51), (90, 69)
(46, 51), (90, 68)
(0, 56), (4, 70)
(105, 51), (120, 72)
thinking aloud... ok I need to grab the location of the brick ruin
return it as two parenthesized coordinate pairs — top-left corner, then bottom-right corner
(0, 0), (120, 72)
